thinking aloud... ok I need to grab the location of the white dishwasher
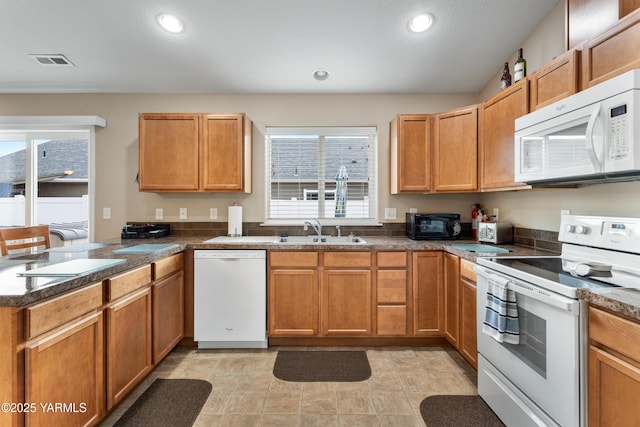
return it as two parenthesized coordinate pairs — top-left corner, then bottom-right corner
(194, 250), (267, 349)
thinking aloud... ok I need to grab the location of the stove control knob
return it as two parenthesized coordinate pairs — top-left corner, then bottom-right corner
(565, 225), (575, 233)
(573, 263), (593, 277)
(575, 225), (589, 234)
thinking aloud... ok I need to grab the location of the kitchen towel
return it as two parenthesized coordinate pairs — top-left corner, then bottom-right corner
(482, 274), (520, 344)
(227, 205), (242, 236)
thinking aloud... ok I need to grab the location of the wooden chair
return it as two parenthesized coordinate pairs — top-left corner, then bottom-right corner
(0, 225), (51, 256)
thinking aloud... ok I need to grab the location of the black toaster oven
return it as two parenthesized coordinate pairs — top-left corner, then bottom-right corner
(406, 213), (461, 240)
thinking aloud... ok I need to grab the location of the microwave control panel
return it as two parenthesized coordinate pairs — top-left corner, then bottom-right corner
(609, 103), (629, 160)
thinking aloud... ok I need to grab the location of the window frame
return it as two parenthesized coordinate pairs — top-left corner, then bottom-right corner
(263, 126), (379, 226)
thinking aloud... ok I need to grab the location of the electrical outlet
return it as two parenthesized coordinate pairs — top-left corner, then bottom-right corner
(492, 208), (499, 221)
(155, 208), (164, 220)
(409, 207), (418, 213)
(209, 208), (218, 220)
(384, 208), (397, 220)
(179, 208), (188, 219)
(102, 207), (111, 220)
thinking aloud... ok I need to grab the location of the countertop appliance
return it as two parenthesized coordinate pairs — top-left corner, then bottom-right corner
(515, 69), (640, 185)
(478, 221), (513, 244)
(406, 213), (461, 240)
(121, 223), (170, 239)
(475, 213), (640, 427)
(194, 250), (267, 349)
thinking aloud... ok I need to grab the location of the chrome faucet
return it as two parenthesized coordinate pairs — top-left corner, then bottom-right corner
(304, 219), (323, 240)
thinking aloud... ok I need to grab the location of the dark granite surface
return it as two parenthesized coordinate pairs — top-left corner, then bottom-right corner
(4, 235), (638, 322)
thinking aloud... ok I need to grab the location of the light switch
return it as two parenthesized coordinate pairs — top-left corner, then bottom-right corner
(102, 207), (111, 220)
(384, 208), (397, 220)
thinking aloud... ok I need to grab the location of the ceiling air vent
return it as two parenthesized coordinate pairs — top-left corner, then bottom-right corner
(29, 54), (74, 66)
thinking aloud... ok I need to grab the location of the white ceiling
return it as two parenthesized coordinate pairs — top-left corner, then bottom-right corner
(1, 0), (559, 94)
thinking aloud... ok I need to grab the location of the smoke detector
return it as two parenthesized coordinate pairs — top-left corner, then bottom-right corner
(29, 54), (74, 66)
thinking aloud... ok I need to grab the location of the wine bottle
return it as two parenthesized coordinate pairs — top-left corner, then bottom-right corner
(514, 48), (526, 83)
(500, 62), (511, 90)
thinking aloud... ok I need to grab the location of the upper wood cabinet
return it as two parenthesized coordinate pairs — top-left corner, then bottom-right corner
(567, 0), (640, 50)
(390, 114), (431, 193)
(581, 7), (640, 89)
(139, 113), (252, 193)
(479, 79), (530, 191)
(433, 105), (479, 192)
(529, 49), (580, 111)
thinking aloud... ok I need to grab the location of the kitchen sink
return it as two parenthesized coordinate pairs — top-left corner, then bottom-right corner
(274, 235), (367, 244)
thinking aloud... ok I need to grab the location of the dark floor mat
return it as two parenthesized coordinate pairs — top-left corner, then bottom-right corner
(114, 379), (212, 427)
(419, 395), (505, 427)
(273, 350), (371, 382)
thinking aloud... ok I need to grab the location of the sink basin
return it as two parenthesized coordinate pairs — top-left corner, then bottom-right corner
(274, 235), (367, 244)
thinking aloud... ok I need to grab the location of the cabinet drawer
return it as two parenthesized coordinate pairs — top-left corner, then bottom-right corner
(590, 307), (640, 362)
(324, 252), (371, 268)
(106, 265), (152, 301)
(26, 282), (103, 339)
(460, 259), (477, 282)
(377, 252), (407, 268)
(377, 305), (407, 335)
(270, 251), (318, 267)
(377, 270), (407, 303)
(153, 253), (183, 280)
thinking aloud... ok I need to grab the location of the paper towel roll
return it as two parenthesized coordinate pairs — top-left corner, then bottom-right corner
(228, 205), (243, 236)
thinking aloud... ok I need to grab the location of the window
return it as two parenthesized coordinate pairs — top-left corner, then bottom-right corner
(0, 116), (104, 240)
(265, 126), (378, 224)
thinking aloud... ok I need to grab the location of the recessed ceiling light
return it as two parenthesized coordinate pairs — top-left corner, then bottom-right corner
(157, 14), (184, 34)
(313, 69), (330, 81)
(408, 13), (434, 33)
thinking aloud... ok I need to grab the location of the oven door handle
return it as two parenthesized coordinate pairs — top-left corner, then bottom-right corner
(506, 279), (579, 314)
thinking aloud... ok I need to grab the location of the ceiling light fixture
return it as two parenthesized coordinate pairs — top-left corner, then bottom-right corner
(313, 69), (330, 81)
(408, 13), (434, 33)
(157, 14), (184, 34)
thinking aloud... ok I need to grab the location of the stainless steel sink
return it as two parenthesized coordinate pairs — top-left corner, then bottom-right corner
(274, 235), (367, 244)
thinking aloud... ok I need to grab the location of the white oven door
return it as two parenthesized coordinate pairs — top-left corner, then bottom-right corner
(476, 266), (582, 427)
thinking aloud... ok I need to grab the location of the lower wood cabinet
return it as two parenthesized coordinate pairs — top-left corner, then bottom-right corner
(459, 259), (478, 369)
(323, 269), (371, 335)
(105, 265), (153, 410)
(588, 306), (640, 426)
(152, 254), (185, 363)
(413, 251), (443, 336)
(269, 252), (319, 336)
(25, 312), (105, 427)
(443, 253), (460, 346)
(105, 287), (152, 409)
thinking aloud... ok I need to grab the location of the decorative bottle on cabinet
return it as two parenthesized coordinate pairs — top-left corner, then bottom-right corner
(513, 48), (526, 83)
(500, 63), (511, 90)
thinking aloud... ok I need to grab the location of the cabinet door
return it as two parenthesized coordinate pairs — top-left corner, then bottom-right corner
(25, 312), (104, 427)
(443, 253), (460, 347)
(479, 80), (529, 190)
(106, 288), (152, 409)
(412, 252), (443, 336)
(390, 115), (431, 193)
(433, 106), (478, 192)
(529, 50), (579, 111)
(581, 8), (640, 89)
(269, 269), (319, 336)
(139, 113), (200, 191)
(459, 277), (478, 369)
(589, 346), (640, 426)
(152, 270), (184, 364)
(323, 270), (372, 336)
(200, 113), (250, 192)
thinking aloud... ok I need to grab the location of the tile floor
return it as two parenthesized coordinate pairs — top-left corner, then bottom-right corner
(101, 346), (478, 426)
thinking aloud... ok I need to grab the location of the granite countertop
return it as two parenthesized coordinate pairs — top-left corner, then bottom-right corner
(2, 235), (638, 323)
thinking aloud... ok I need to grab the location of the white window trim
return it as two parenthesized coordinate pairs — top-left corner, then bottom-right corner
(262, 126), (379, 226)
(0, 115), (106, 241)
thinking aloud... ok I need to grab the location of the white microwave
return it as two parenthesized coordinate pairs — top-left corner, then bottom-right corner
(515, 69), (640, 185)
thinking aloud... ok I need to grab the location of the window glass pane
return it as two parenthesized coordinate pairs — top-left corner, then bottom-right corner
(0, 139), (27, 226)
(267, 127), (376, 221)
(35, 138), (89, 225)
